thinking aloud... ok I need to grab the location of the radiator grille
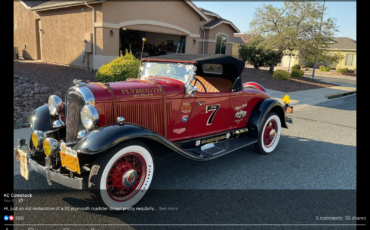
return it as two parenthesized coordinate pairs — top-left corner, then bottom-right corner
(66, 92), (85, 142)
(105, 102), (172, 135)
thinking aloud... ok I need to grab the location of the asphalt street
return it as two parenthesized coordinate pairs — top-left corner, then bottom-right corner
(12, 95), (357, 230)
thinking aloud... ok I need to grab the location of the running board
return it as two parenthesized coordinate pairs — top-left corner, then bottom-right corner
(185, 135), (258, 160)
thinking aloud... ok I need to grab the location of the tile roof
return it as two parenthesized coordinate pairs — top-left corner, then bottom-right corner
(233, 37), (245, 44)
(326, 37), (356, 50)
(203, 18), (226, 27)
(21, 0), (50, 8)
(198, 8), (221, 18)
(233, 34), (256, 44)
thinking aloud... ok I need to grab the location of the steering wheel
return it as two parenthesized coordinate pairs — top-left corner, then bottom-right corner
(192, 76), (207, 93)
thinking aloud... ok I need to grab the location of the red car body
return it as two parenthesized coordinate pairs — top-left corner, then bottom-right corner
(86, 78), (269, 142)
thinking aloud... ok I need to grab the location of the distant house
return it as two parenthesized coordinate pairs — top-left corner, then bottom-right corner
(279, 37), (356, 70)
(232, 37), (244, 58)
(324, 37), (356, 70)
(232, 34), (256, 58)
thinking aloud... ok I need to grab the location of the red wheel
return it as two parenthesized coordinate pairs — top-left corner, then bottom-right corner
(106, 153), (146, 202)
(263, 119), (278, 148)
(254, 112), (281, 154)
(89, 141), (154, 210)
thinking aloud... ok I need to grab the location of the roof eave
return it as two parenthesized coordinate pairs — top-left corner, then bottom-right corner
(185, 1), (209, 21)
(203, 12), (221, 19)
(203, 21), (240, 33)
(28, 0), (104, 12)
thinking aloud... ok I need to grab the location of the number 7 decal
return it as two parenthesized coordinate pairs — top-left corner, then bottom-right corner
(205, 104), (220, 126)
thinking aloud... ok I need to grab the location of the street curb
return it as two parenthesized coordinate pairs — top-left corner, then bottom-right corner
(325, 91), (356, 99)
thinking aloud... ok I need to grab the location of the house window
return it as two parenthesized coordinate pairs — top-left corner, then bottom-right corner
(215, 36), (227, 54)
(345, 54), (356, 66)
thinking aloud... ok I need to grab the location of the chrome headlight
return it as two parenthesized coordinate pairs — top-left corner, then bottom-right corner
(43, 138), (59, 156)
(31, 130), (46, 148)
(48, 95), (63, 116)
(80, 105), (99, 130)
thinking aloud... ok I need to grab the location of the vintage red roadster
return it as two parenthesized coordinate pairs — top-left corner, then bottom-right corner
(14, 54), (292, 209)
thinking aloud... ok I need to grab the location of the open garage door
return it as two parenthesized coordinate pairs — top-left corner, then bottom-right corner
(119, 29), (186, 59)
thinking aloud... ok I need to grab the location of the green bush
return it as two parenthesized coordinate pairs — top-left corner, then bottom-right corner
(336, 68), (347, 73)
(320, 67), (330, 71)
(291, 64), (301, 70)
(273, 70), (290, 80)
(347, 70), (354, 73)
(291, 69), (304, 77)
(96, 50), (141, 82)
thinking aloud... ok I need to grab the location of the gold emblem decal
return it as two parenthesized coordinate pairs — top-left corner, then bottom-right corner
(181, 103), (192, 113)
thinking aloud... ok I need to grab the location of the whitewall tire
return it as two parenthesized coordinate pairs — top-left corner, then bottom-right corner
(89, 140), (154, 210)
(254, 112), (281, 154)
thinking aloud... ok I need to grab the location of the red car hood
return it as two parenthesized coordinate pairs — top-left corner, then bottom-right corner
(85, 77), (185, 102)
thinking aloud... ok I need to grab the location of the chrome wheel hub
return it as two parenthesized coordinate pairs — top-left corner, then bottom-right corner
(122, 169), (138, 187)
(269, 129), (276, 140)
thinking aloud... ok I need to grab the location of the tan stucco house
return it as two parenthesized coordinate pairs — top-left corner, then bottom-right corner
(279, 37), (356, 70)
(14, 0), (240, 70)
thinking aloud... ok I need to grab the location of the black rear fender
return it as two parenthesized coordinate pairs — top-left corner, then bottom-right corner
(247, 98), (287, 137)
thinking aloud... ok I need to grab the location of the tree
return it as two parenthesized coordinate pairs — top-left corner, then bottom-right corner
(239, 37), (282, 69)
(305, 51), (344, 68)
(248, 1), (338, 73)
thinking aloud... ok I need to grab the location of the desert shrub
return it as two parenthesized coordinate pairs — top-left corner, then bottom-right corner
(320, 67), (330, 71)
(239, 40), (282, 69)
(291, 69), (304, 77)
(336, 68), (347, 73)
(291, 64), (301, 70)
(96, 50), (141, 82)
(273, 70), (290, 80)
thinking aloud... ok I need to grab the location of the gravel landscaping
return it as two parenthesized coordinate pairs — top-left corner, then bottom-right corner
(13, 60), (96, 129)
(241, 67), (339, 92)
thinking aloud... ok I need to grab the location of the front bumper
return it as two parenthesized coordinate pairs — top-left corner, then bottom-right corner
(14, 148), (84, 190)
(28, 157), (84, 190)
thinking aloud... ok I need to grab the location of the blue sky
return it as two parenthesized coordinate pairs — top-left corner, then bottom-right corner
(194, 1), (356, 40)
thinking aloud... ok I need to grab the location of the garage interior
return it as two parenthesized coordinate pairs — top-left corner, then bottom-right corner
(119, 29), (186, 59)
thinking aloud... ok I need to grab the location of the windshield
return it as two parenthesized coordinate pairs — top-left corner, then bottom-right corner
(141, 62), (195, 83)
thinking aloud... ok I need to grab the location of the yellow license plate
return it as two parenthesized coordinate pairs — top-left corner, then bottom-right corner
(14, 148), (29, 180)
(60, 151), (81, 174)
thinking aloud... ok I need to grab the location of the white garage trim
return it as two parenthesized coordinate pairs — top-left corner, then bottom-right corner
(95, 20), (200, 38)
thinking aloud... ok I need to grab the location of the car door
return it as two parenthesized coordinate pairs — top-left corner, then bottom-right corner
(187, 92), (230, 137)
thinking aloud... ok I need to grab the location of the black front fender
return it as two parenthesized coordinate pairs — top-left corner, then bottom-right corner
(29, 103), (66, 132)
(247, 98), (287, 137)
(72, 123), (197, 160)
